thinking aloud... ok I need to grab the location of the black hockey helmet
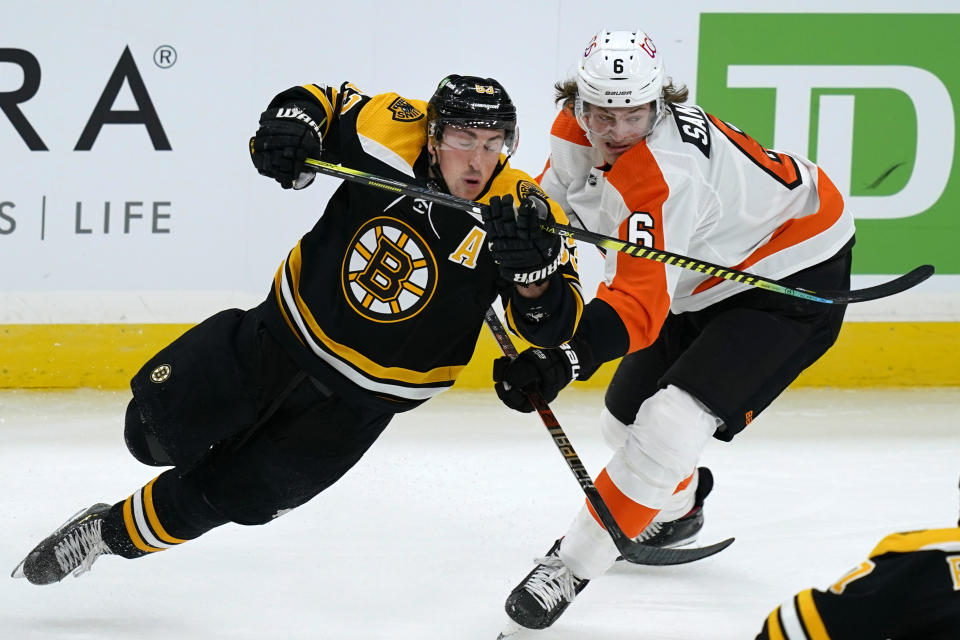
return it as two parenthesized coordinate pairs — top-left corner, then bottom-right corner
(427, 75), (519, 155)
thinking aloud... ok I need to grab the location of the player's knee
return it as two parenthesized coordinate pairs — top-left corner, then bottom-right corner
(124, 400), (172, 466)
(600, 407), (630, 450)
(628, 385), (719, 478)
(201, 483), (296, 526)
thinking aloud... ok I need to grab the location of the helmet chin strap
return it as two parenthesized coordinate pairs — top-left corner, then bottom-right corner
(426, 143), (450, 194)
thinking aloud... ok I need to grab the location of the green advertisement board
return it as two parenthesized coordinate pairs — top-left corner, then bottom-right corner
(697, 14), (959, 274)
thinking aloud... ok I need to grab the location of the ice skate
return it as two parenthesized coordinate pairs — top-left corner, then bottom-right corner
(12, 503), (113, 585)
(636, 466), (713, 549)
(502, 539), (589, 631)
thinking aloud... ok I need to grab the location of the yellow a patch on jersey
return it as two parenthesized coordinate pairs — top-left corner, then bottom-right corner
(448, 226), (486, 269)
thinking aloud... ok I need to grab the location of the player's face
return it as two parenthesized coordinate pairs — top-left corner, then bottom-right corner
(431, 127), (505, 200)
(580, 103), (654, 164)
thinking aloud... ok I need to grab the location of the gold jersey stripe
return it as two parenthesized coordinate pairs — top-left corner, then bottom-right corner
(869, 527), (960, 558)
(284, 241), (463, 385)
(796, 589), (831, 639)
(144, 477), (187, 545)
(274, 262), (305, 346)
(764, 607), (787, 640)
(355, 93), (428, 168)
(122, 496), (164, 553)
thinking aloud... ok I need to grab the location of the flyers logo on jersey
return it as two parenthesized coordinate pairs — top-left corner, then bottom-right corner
(388, 97), (424, 122)
(342, 217), (437, 323)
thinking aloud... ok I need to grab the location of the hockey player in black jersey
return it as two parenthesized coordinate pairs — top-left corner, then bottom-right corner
(12, 75), (583, 586)
(756, 482), (960, 639)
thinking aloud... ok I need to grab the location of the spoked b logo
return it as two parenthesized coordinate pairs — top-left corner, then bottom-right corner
(341, 217), (437, 323)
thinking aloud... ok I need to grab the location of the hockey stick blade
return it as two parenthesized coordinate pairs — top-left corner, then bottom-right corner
(801, 263), (935, 304)
(620, 535), (734, 565)
(484, 309), (733, 566)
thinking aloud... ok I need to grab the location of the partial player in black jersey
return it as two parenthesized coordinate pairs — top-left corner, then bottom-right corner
(756, 480), (960, 640)
(12, 75), (583, 587)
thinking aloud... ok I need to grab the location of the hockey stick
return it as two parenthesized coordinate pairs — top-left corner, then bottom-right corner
(301, 157), (934, 304)
(483, 307), (733, 566)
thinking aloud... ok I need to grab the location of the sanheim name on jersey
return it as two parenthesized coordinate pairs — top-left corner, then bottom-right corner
(670, 104), (711, 158)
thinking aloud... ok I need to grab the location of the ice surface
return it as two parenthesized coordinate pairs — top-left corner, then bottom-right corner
(1, 387), (958, 639)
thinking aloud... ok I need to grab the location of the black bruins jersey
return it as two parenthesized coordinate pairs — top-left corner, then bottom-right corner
(757, 527), (960, 639)
(257, 82), (583, 412)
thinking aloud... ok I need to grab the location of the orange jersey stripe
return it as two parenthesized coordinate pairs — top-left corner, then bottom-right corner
(594, 142), (672, 353)
(536, 156), (551, 184)
(550, 108), (591, 147)
(693, 167), (845, 295)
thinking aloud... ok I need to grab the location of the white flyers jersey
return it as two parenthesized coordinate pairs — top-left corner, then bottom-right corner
(539, 104), (855, 353)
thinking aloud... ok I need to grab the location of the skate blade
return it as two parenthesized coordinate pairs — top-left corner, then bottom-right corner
(496, 619), (525, 639)
(11, 558), (26, 579)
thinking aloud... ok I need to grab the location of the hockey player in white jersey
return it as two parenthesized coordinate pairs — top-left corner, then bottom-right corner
(493, 29), (855, 632)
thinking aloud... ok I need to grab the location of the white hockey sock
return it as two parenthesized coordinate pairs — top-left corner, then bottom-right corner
(557, 505), (620, 580)
(651, 468), (698, 523)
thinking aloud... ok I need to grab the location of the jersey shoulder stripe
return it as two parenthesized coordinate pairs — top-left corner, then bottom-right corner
(550, 108), (591, 147)
(595, 142), (672, 353)
(692, 167), (846, 295)
(869, 527), (960, 557)
(355, 93), (429, 172)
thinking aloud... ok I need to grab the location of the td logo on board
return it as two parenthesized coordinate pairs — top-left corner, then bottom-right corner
(697, 13), (959, 274)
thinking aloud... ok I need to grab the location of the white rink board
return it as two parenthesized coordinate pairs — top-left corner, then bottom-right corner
(1, 1), (958, 322)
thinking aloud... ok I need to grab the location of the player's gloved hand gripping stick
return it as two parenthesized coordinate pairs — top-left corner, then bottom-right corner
(295, 157), (934, 304)
(483, 308), (733, 566)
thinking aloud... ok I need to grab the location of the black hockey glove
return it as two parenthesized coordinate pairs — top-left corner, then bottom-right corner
(250, 103), (324, 189)
(492, 336), (593, 413)
(483, 194), (562, 285)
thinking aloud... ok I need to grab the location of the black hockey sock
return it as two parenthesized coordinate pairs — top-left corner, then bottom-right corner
(101, 469), (229, 559)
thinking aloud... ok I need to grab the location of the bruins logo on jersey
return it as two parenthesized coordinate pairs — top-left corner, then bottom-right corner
(388, 97), (424, 122)
(342, 217), (437, 323)
(517, 180), (548, 203)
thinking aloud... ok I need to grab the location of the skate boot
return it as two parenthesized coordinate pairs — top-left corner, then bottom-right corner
(638, 466), (713, 548)
(12, 503), (114, 585)
(503, 539), (590, 631)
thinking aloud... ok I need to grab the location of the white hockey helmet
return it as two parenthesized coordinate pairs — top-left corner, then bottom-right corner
(575, 29), (666, 139)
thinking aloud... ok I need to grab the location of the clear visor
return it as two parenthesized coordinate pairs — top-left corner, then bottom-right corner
(433, 120), (518, 156)
(574, 97), (660, 144)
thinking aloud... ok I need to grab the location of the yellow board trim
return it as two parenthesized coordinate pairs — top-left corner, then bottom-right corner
(1, 321), (958, 389)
